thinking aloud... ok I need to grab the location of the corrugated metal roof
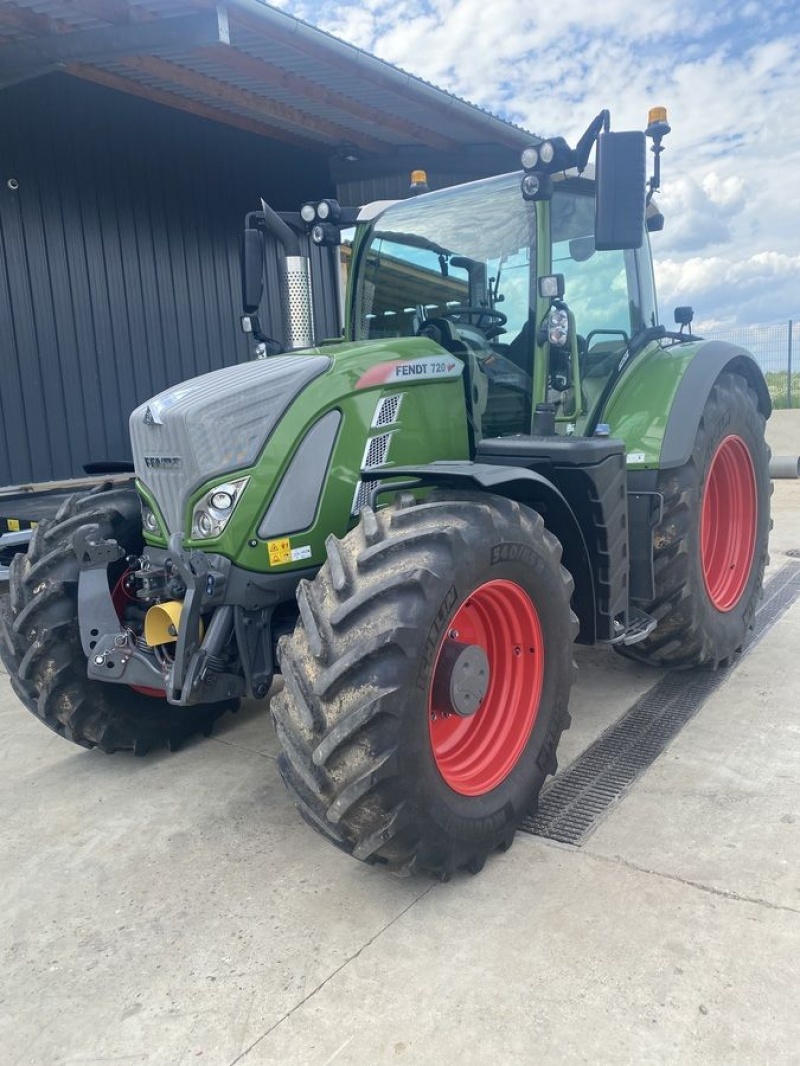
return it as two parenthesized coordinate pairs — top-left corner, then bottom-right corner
(0, 0), (537, 156)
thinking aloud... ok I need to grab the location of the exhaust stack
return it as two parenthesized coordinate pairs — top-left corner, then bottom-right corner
(260, 198), (315, 351)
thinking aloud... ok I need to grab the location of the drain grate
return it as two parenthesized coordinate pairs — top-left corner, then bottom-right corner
(520, 561), (800, 847)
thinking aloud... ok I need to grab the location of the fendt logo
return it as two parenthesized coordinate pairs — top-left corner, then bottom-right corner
(143, 456), (182, 470)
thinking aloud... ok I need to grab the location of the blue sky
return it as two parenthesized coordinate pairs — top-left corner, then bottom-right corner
(274, 0), (799, 333)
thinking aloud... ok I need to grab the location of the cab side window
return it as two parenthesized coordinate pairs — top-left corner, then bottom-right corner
(551, 189), (633, 345)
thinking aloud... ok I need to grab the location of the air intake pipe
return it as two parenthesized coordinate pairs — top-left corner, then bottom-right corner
(260, 198), (315, 351)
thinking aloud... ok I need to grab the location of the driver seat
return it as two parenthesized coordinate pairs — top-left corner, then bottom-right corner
(417, 318), (488, 438)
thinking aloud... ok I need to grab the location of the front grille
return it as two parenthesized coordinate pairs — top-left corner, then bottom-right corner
(372, 394), (402, 427)
(363, 433), (392, 469)
(352, 429), (394, 516)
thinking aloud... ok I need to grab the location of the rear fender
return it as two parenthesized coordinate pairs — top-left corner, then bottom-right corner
(658, 342), (771, 469)
(602, 340), (771, 470)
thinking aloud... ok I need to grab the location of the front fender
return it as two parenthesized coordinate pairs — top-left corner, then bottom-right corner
(365, 462), (600, 643)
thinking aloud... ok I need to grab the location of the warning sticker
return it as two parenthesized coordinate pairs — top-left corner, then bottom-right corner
(267, 540), (313, 566)
(267, 538), (291, 566)
(7, 518), (20, 532)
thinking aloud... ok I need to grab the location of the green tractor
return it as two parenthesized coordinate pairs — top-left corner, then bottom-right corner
(1, 109), (771, 879)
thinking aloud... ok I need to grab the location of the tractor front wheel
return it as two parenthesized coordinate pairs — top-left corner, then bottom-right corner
(0, 483), (236, 753)
(271, 492), (577, 878)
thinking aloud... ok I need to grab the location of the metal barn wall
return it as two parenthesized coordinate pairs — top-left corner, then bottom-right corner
(0, 74), (332, 487)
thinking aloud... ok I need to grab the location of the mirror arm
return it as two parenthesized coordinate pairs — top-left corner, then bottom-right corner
(574, 109), (610, 173)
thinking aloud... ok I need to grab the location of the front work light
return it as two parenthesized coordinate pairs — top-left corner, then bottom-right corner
(300, 199), (342, 224)
(316, 199), (341, 222)
(521, 172), (552, 201)
(520, 145), (539, 170)
(538, 274), (565, 300)
(539, 141), (556, 165)
(521, 135), (575, 174)
(311, 222), (342, 246)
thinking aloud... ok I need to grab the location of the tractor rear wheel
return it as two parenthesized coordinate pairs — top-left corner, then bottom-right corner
(0, 483), (235, 753)
(621, 371), (770, 668)
(271, 492), (577, 879)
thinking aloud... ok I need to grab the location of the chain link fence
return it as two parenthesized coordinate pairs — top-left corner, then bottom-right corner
(702, 320), (798, 408)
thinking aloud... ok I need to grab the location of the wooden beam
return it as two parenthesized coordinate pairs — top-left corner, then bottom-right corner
(229, 7), (526, 149)
(117, 52), (389, 154)
(0, 3), (58, 37)
(0, 9), (225, 81)
(196, 41), (459, 151)
(52, 0), (137, 24)
(66, 61), (326, 152)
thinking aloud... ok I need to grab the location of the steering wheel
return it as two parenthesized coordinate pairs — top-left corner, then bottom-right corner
(443, 305), (507, 329)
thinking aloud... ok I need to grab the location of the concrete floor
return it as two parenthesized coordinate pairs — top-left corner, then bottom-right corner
(1, 413), (799, 1066)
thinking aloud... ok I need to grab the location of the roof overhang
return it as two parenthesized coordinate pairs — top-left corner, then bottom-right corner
(0, 0), (536, 170)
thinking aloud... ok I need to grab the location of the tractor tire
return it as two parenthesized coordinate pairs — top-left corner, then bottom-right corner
(0, 482), (236, 754)
(271, 492), (577, 879)
(621, 371), (771, 668)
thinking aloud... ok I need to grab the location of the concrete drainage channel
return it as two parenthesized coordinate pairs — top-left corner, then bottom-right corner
(520, 559), (800, 848)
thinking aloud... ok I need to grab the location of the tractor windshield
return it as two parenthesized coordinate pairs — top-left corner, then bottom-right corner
(354, 173), (535, 342)
(353, 173), (537, 436)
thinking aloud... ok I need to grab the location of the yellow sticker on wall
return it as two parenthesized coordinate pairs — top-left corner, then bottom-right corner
(7, 519), (20, 531)
(267, 538), (291, 566)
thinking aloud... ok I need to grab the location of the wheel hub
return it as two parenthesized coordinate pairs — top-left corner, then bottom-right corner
(431, 640), (490, 718)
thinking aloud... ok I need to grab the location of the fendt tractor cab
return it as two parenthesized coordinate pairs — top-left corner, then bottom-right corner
(2, 109), (771, 879)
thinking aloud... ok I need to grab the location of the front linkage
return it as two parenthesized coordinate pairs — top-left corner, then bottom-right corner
(74, 526), (272, 706)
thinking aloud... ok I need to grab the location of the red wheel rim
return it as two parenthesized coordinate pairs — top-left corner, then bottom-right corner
(701, 434), (757, 612)
(428, 579), (544, 796)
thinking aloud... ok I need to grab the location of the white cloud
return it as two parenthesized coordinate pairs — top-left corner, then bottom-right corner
(655, 250), (800, 328)
(290, 0), (800, 327)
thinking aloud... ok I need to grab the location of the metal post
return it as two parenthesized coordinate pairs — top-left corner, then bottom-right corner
(788, 319), (794, 409)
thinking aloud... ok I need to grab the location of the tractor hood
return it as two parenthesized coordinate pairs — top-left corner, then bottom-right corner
(129, 354), (331, 534)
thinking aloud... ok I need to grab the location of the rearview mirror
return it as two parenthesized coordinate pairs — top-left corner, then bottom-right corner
(595, 131), (646, 251)
(241, 227), (265, 313)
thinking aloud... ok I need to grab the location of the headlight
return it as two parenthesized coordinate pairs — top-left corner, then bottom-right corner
(141, 505), (160, 535)
(191, 477), (249, 540)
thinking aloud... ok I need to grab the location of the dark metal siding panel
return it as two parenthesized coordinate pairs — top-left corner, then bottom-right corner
(0, 73), (331, 486)
(335, 173), (468, 205)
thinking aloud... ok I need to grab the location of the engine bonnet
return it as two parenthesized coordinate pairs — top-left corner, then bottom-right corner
(129, 355), (331, 535)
